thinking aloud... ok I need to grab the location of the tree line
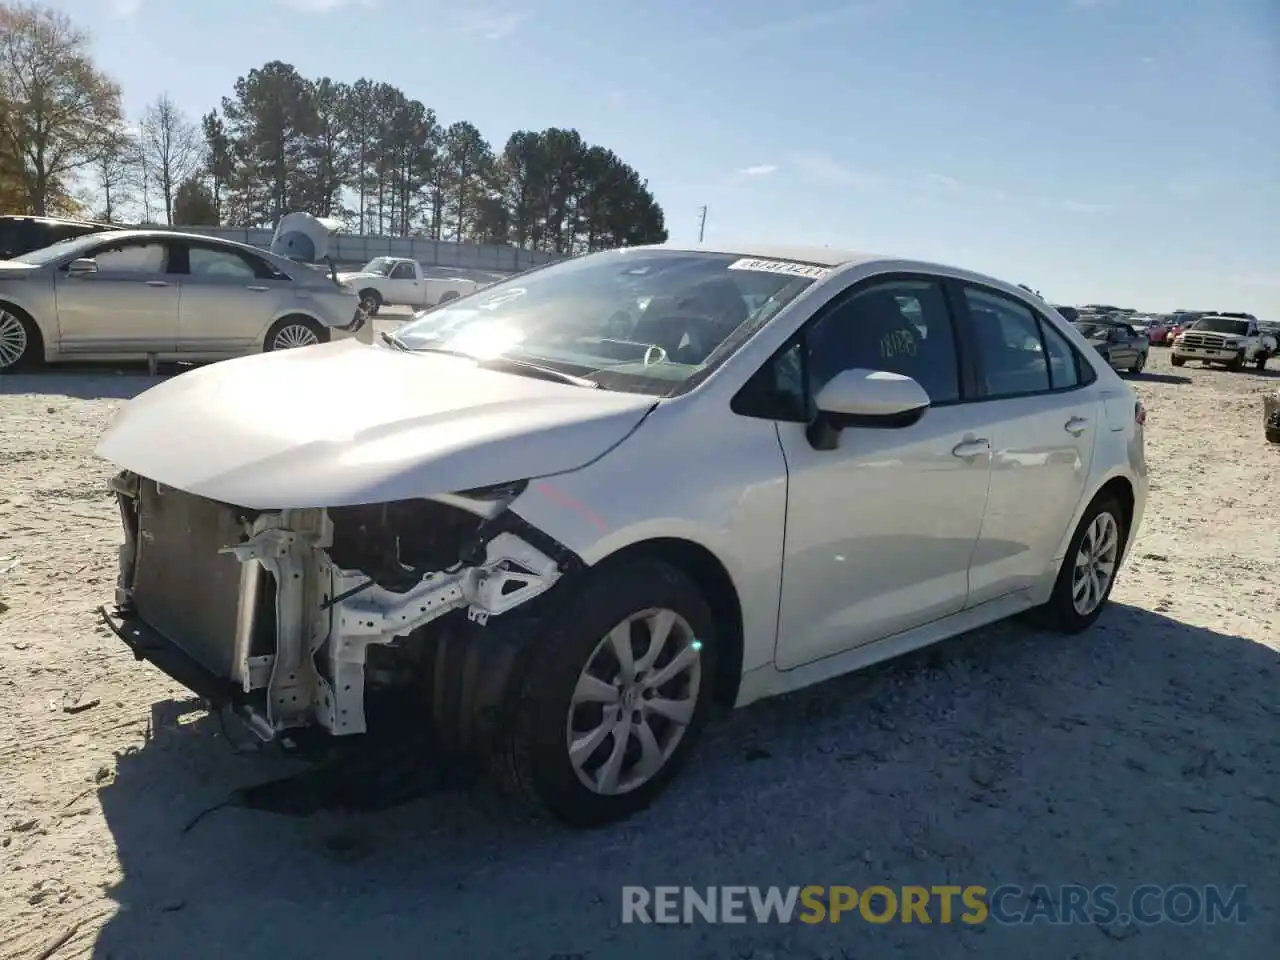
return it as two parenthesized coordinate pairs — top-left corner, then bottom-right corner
(0, 2), (668, 253)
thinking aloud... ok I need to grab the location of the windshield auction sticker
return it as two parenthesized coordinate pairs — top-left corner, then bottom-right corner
(727, 258), (831, 279)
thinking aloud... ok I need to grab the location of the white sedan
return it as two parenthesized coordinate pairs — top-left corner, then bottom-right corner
(0, 228), (366, 372)
(95, 243), (1147, 826)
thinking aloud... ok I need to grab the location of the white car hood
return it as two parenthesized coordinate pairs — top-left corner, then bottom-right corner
(95, 340), (657, 509)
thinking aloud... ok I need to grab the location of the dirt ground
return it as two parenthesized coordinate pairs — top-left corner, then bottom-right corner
(1, 344), (1276, 960)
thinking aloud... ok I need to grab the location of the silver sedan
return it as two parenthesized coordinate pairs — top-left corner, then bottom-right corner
(0, 229), (367, 372)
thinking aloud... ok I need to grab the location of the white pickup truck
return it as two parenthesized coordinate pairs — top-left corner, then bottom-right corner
(336, 257), (480, 315)
(1171, 315), (1277, 371)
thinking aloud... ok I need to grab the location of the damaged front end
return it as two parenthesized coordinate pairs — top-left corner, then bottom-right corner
(102, 472), (581, 742)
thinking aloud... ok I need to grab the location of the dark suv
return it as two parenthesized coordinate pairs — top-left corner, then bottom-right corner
(0, 215), (118, 260)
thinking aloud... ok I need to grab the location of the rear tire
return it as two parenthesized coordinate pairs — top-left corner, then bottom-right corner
(1034, 493), (1128, 634)
(264, 316), (328, 352)
(0, 306), (42, 372)
(495, 558), (717, 827)
(1267, 428), (1280, 444)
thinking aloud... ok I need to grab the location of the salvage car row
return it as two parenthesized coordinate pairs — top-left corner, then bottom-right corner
(0, 212), (485, 373)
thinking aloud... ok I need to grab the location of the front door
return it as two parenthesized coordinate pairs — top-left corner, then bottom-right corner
(386, 260), (422, 305)
(53, 238), (178, 355)
(957, 284), (1098, 604)
(175, 242), (291, 356)
(772, 277), (992, 671)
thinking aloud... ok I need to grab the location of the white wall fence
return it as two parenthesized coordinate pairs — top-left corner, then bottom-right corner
(167, 225), (563, 273)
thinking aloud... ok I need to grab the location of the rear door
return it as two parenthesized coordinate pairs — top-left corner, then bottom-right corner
(53, 237), (179, 355)
(172, 241), (293, 356)
(953, 283), (1100, 605)
(1109, 325), (1138, 368)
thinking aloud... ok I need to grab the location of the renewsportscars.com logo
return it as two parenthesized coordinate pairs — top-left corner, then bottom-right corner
(621, 884), (1249, 926)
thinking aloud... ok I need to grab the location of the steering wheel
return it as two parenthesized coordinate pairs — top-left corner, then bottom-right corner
(643, 344), (668, 366)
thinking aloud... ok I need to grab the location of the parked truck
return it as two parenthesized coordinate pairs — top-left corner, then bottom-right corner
(1171, 315), (1277, 371)
(337, 257), (481, 314)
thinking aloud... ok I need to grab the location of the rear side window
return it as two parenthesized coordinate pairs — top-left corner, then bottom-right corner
(188, 245), (259, 279)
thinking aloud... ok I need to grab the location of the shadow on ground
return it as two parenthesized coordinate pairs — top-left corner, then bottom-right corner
(90, 605), (1278, 960)
(1125, 371), (1191, 385)
(0, 365), (168, 400)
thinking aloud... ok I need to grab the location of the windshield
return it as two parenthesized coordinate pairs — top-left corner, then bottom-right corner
(361, 258), (396, 276)
(11, 231), (119, 265)
(393, 249), (824, 396)
(1073, 321), (1115, 338)
(1191, 317), (1249, 335)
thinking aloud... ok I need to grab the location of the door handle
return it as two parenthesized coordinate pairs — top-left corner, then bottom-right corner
(245, 285), (268, 291)
(1065, 416), (1090, 436)
(146, 280), (168, 287)
(951, 439), (990, 460)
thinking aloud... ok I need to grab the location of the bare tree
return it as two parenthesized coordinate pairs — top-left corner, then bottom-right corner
(91, 123), (138, 221)
(0, 3), (122, 214)
(138, 92), (200, 224)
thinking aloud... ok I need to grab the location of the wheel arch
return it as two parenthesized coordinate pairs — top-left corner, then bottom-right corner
(587, 536), (745, 714)
(1052, 470), (1137, 566)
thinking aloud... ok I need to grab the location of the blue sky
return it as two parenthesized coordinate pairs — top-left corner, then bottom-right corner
(45, 0), (1280, 315)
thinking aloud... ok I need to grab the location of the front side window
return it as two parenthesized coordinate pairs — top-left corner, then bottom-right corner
(964, 286), (1053, 397)
(92, 241), (167, 274)
(389, 261), (416, 280)
(392, 249), (823, 396)
(188, 246), (257, 279)
(362, 258), (395, 277)
(1038, 315), (1083, 389)
(805, 279), (961, 404)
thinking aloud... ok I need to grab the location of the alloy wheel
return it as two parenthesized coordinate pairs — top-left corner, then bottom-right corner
(1072, 511), (1120, 616)
(565, 607), (702, 796)
(0, 311), (27, 369)
(272, 323), (319, 350)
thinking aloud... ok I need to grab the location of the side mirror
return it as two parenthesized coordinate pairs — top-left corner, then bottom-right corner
(67, 258), (98, 276)
(807, 368), (930, 451)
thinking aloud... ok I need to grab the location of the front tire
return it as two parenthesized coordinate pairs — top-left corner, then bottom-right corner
(0, 307), (42, 372)
(1256, 353), (1268, 371)
(1171, 355), (1186, 367)
(1036, 494), (1128, 634)
(1130, 351), (1146, 373)
(358, 289), (383, 316)
(497, 558), (717, 827)
(1227, 351), (1245, 372)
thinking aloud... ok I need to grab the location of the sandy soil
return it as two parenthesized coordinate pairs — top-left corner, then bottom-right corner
(1, 346), (1277, 960)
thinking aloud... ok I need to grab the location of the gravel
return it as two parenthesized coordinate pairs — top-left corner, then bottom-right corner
(0, 345), (1276, 960)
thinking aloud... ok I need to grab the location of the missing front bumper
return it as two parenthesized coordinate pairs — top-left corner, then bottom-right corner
(109, 473), (579, 742)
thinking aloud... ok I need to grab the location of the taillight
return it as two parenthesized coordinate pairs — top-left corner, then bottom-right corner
(1135, 400), (1146, 426)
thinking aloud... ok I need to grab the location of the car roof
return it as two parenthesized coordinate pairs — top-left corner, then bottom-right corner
(634, 241), (878, 268)
(69, 228), (272, 254)
(0, 214), (118, 229)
